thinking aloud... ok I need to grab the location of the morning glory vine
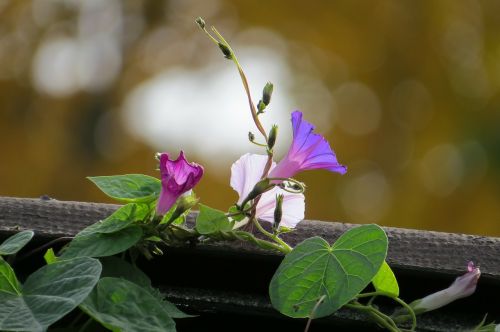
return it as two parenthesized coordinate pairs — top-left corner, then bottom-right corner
(0, 17), (492, 332)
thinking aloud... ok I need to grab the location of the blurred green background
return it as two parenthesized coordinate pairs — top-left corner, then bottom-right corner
(1, 0), (499, 236)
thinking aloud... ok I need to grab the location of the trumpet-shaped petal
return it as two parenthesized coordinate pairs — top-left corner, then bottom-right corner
(269, 111), (346, 180)
(157, 151), (204, 215)
(230, 153), (305, 228)
(411, 261), (481, 313)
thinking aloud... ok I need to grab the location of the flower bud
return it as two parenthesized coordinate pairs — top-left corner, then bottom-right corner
(248, 131), (255, 142)
(240, 178), (273, 208)
(273, 194), (284, 229)
(195, 17), (205, 29)
(257, 100), (266, 113)
(267, 125), (278, 150)
(175, 193), (199, 214)
(410, 261), (480, 313)
(218, 42), (232, 59)
(262, 82), (273, 106)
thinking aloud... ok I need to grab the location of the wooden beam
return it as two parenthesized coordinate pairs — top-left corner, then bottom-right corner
(1, 196), (498, 279)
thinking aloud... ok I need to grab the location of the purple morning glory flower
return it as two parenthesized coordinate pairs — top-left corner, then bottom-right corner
(411, 261), (480, 313)
(156, 151), (204, 215)
(268, 111), (347, 180)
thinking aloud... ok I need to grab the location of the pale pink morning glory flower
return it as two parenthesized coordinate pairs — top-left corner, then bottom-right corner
(269, 111), (346, 181)
(156, 151), (204, 215)
(230, 153), (305, 228)
(411, 261), (481, 313)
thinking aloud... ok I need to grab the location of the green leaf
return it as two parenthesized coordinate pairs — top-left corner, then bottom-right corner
(79, 204), (149, 237)
(0, 258), (21, 295)
(80, 277), (176, 332)
(88, 174), (161, 203)
(100, 257), (192, 319)
(227, 205), (245, 222)
(44, 248), (58, 264)
(0, 230), (34, 255)
(196, 204), (234, 234)
(269, 224), (388, 318)
(61, 226), (143, 259)
(372, 260), (399, 297)
(0, 257), (101, 332)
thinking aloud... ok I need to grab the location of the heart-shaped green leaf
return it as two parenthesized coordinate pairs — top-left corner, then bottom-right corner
(78, 204), (149, 238)
(80, 277), (176, 332)
(99, 257), (193, 319)
(61, 226), (143, 259)
(88, 174), (161, 203)
(372, 260), (399, 297)
(0, 257), (101, 331)
(269, 224), (388, 318)
(196, 204), (234, 234)
(0, 230), (34, 256)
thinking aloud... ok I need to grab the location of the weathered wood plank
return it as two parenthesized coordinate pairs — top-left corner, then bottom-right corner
(1, 196), (498, 330)
(1, 196), (498, 279)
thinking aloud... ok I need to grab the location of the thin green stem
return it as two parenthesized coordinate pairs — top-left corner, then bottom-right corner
(304, 295), (326, 332)
(199, 26), (219, 46)
(268, 177), (306, 194)
(261, 151), (274, 180)
(211, 26), (268, 141)
(250, 217), (292, 253)
(346, 303), (399, 332)
(356, 292), (417, 331)
(232, 230), (289, 254)
(250, 140), (268, 148)
(391, 297), (417, 331)
(14, 236), (73, 263)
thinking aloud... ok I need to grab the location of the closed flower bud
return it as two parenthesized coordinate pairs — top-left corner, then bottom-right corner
(248, 131), (255, 142)
(262, 82), (273, 106)
(156, 151), (203, 215)
(241, 178), (273, 208)
(267, 125), (278, 150)
(410, 261), (480, 313)
(257, 100), (266, 113)
(195, 17), (205, 29)
(218, 42), (232, 59)
(174, 193), (199, 216)
(273, 194), (284, 229)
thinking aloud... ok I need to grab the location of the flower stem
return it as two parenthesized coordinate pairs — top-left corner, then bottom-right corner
(304, 295), (326, 332)
(356, 291), (417, 331)
(345, 302), (400, 332)
(210, 27), (268, 141)
(231, 230), (289, 254)
(251, 217), (292, 253)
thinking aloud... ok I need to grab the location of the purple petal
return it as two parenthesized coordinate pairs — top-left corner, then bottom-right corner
(269, 111), (347, 179)
(156, 151), (203, 215)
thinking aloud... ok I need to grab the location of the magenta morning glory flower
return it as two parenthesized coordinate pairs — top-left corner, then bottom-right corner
(411, 261), (481, 313)
(268, 111), (346, 180)
(156, 151), (204, 215)
(231, 153), (305, 228)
